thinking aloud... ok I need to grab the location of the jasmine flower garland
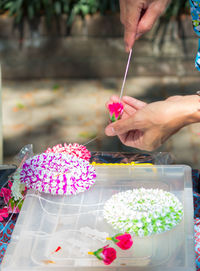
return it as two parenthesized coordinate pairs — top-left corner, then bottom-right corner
(11, 169), (26, 201)
(103, 188), (183, 237)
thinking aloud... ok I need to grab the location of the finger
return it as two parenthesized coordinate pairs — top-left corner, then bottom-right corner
(122, 96), (147, 109)
(109, 95), (120, 103)
(137, 4), (163, 36)
(124, 1), (144, 51)
(105, 95), (120, 109)
(105, 116), (141, 136)
(119, 129), (144, 149)
(119, 0), (126, 25)
(123, 103), (137, 116)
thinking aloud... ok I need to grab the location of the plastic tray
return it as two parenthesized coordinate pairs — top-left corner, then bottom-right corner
(1, 165), (195, 271)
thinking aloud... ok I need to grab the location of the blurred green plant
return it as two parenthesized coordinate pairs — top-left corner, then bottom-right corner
(0, 0), (119, 26)
(164, 0), (190, 20)
(0, 0), (190, 27)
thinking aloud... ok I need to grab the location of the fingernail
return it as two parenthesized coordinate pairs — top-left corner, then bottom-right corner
(136, 33), (142, 39)
(125, 43), (130, 53)
(106, 126), (116, 136)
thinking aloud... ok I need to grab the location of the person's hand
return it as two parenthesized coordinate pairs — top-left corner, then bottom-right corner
(105, 95), (200, 151)
(120, 0), (171, 52)
(106, 95), (146, 120)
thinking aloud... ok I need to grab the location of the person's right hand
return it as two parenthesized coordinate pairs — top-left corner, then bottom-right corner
(105, 95), (200, 151)
(120, 0), (171, 51)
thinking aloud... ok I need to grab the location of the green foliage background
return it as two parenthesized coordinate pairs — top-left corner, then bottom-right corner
(0, 0), (190, 27)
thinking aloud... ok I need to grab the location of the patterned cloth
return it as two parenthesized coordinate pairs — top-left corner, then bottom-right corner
(190, 0), (200, 71)
(0, 216), (17, 263)
(195, 218), (200, 270)
(193, 170), (200, 270)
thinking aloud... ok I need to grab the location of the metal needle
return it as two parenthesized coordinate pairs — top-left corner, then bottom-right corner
(119, 49), (132, 101)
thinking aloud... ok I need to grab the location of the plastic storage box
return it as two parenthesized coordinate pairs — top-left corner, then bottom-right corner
(1, 165), (195, 270)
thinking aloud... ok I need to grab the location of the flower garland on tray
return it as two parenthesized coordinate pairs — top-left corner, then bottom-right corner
(0, 143), (94, 219)
(45, 143), (91, 161)
(103, 188), (183, 237)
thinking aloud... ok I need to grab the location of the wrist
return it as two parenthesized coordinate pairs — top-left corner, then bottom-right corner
(180, 95), (200, 125)
(166, 95), (200, 128)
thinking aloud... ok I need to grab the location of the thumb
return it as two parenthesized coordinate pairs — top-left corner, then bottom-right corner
(105, 117), (141, 136)
(137, 4), (164, 36)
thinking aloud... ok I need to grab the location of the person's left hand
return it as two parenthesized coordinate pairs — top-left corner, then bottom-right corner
(105, 95), (200, 151)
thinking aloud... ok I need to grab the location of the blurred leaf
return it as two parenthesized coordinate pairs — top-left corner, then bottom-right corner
(52, 83), (60, 91)
(9, 198), (15, 209)
(15, 8), (23, 23)
(79, 131), (97, 139)
(4, 2), (13, 9)
(63, 2), (69, 13)
(80, 5), (89, 16)
(0, 0), (190, 31)
(17, 200), (23, 210)
(28, 5), (34, 19)
(54, 1), (61, 15)
(16, 102), (25, 109)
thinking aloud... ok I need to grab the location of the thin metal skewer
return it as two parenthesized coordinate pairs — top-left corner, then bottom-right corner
(119, 49), (132, 101)
(84, 50), (132, 147)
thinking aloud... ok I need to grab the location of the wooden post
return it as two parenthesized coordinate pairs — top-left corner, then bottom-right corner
(0, 65), (3, 164)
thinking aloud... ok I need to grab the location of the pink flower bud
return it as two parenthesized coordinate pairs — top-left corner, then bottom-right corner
(108, 102), (123, 122)
(107, 233), (133, 250)
(88, 245), (117, 265)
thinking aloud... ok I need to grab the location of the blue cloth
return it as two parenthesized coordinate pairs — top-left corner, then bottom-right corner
(190, 0), (200, 71)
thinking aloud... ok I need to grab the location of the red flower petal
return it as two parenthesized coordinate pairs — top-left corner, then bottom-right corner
(102, 246), (117, 265)
(108, 102), (123, 122)
(115, 233), (133, 250)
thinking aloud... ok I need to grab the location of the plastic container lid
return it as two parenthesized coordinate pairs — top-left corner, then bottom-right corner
(1, 165), (195, 271)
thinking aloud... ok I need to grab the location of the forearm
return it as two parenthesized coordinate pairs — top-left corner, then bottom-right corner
(165, 95), (200, 128)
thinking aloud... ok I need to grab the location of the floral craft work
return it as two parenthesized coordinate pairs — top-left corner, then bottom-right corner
(45, 143), (91, 162)
(108, 102), (123, 122)
(0, 179), (26, 218)
(104, 188), (183, 237)
(107, 233), (133, 250)
(0, 207), (9, 222)
(13, 153), (96, 196)
(0, 187), (11, 205)
(88, 245), (117, 265)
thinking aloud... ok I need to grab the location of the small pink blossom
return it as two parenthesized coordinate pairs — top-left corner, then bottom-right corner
(114, 233), (133, 250)
(108, 102), (123, 122)
(45, 143), (91, 161)
(88, 245), (117, 265)
(0, 181), (24, 215)
(0, 188), (12, 204)
(0, 207), (9, 221)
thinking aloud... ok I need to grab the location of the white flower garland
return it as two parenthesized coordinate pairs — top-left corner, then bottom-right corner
(103, 188), (183, 237)
(11, 169), (26, 201)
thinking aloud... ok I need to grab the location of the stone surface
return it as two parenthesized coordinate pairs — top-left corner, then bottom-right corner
(0, 15), (199, 79)
(2, 77), (200, 169)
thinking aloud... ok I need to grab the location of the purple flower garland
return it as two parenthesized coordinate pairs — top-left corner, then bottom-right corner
(19, 152), (96, 196)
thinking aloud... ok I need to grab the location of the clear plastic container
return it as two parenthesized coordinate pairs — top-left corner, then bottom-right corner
(1, 165), (195, 271)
